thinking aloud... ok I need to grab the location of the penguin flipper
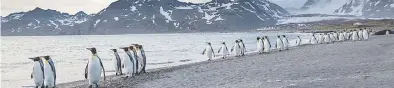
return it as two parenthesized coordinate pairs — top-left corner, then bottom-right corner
(97, 57), (106, 80)
(85, 61), (89, 79)
(218, 47), (222, 53)
(201, 49), (206, 55)
(48, 61), (56, 81)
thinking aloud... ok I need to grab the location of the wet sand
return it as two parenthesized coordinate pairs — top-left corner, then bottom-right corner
(58, 35), (394, 88)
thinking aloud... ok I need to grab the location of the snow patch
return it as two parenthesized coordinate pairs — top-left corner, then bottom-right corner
(94, 20), (101, 27)
(175, 6), (193, 9)
(159, 6), (174, 22)
(49, 20), (59, 28)
(114, 17), (119, 21)
(130, 6), (137, 11)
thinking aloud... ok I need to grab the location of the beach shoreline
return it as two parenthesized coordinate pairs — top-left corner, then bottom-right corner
(57, 35), (394, 88)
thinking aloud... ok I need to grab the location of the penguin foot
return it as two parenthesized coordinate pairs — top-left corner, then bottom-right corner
(88, 85), (92, 88)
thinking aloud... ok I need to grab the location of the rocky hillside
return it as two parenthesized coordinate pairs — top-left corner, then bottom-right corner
(335, 0), (394, 17)
(1, 0), (289, 36)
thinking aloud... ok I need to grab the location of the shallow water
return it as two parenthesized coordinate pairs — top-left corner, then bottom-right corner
(1, 32), (311, 87)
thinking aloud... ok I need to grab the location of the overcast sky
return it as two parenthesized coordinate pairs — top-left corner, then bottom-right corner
(1, 0), (307, 16)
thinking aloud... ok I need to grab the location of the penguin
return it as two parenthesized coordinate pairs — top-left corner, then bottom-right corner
(386, 30), (390, 35)
(137, 45), (147, 73)
(333, 32), (339, 41)
(263, 36), (271, 53)
(318, 34), (324, 44)
(329, 33), (335, 43)
(310, 34), (318, 44)
(120, 47), (134, 78)
(231, 40), (241, 56)
(338, 31), (345, 42)
(275, 36), (284, 51)
(129, 46), (139, 75)
(29, 57), (44, 88)
(41, 56), (56, 88)
(363, 28), (369, 40)
(110, 49), (122, 76)
(352, 30), (359, 41)
(256, 37), (263, 54)
(202, 42), (215, 60)
(132, 44), (144, 73)
(358, 29), (364, 40)
(282, 35), (289, 50)
(85, 48), (106, 88)
(324, 33), (330, 44)
(238, 39), (246, 56)
(218, 42), (229, 59)
(295, 36), (302, 46)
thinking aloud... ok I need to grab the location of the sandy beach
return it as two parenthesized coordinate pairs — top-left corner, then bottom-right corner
(58, 35), (394, 88)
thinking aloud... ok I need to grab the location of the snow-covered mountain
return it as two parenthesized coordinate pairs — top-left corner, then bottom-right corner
(90, 0), (289, 34)
(1, 0), (288, 35)
(299, 0), (348, 14)
(335, 0), (394, 18)
(1, 7), (93, 35)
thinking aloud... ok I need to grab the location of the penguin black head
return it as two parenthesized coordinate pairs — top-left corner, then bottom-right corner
(43, 56), (50, 60)
(29, 57), (41, 61)
(297, 36), (300, 38)
(257, 37), (261, 40)
(235, 40), (239, 43)
(264, 36), (268, 38)
(120, 47), (129, 51)
(137, 45), (143, 49)
(129, 46), (135, 51)
(277, 36), (280, 38)
(111, 49), (117, 52)
(86, 47), (97, 54)
(131, 44), (139, 47)
(282, 35), (286, 37)
(239, 39), (243, 42)
(222, 42), (226, 44)
(206, 42), (211, 45)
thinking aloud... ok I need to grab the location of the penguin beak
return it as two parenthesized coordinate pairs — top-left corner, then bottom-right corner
(86, 48), (92, 50)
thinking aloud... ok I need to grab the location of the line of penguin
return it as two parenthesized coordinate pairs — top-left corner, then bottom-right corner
(202, 28), (371, 60)
(28, 44), (147, 88)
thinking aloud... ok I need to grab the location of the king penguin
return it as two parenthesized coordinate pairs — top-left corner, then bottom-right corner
(276, 36), (284, 51)
(358, 29), (364, 40)
(324, 33), (330, 44)
(310, 34), (318, 44)
(202, 42), (215, 60)
(363, 28), (369, 40)
(318, 34), (324, 44)
(238, 39), (246, 56)
(137, 45), (147, 73)
(120, 47), (135, 78)
(218, 42), (229, 59)
(29, 57), (44, 88)
(263, 36), (271, 53)
(231, 40), (241, 56)
(386, 30), (390, 35)
(85, 48), (106, 88)
(256, 37), (263, 54)
(110, 49), (122, 76)
(129, 46), (139, 75)
(296, 36), (302, 46)
(338, 31), (345, 42)
(132, 44), (144, 74)
(352, 30), (359, 41)
(41, 56), (56, 88)
(282, 35), (289, 50)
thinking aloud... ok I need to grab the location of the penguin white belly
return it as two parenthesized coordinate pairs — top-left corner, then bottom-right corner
(282, 38), (289, 49)
(276, 39), (283, 50)
(221, 46), (228, 58)
(310, 37), (317, 44)
(358, 31), (363, 40)
(33, 62), (44, 87)
(352, 32), (358, 41)
(263, 39), (270, 52)
(233, 44), (240, 56)
(324, 35), (330, 43)
(124, 54), (134, 76)
(44, 64), (55, 87)
(257, 41), (262, 53)
(386, 31), (390, 35)
(88, 59), (102, 85)
(363, 30), (369, 40)
(136, 51), (144, 73)
(339, 33), (344, 41)
(112, 57), (119, 74)
(206, 48), (213, 59)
